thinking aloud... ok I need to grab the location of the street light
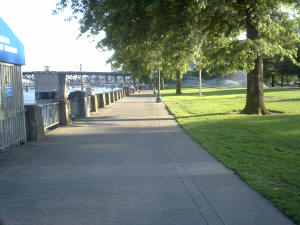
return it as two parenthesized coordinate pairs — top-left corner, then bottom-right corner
(80, 64), (84, 91)
(152, 72), (156, 94)
(156, 68), (162, 103)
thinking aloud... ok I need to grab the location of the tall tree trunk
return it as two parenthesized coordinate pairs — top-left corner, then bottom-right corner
(281, 74), (284, 87)
(199, 70), (202, 96)
(161, 76), (165, 90)
(176, 70), (182, 94)
(271, 74), (275, 87)
(242, 13), (267, 115)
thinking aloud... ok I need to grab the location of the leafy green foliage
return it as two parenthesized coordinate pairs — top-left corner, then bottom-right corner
(264, 42), (300, 85)
(195, 1), (300, 73)
(55, 0), (300, 111)
(55, 0), (200, 83)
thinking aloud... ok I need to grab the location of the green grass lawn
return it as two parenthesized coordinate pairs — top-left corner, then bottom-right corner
(162, 86), (300, 224)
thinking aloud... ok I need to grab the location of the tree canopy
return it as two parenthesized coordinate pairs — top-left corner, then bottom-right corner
(194, 1), (300, 114)
(55, 0), (300, 114)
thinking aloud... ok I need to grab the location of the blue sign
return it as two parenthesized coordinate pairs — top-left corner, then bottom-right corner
(5, 86), (13, 99)
(0, 17), (25, 65)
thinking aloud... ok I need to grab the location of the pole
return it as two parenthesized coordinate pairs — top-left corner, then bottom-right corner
(80, 64), (84, 91)
(156, 68), (162, 103)
(153, 72), (156, 94)
(81, 75), (84, 91)
(199, 69), (202, 96)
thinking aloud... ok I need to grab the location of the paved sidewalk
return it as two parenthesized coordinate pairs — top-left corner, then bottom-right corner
(0, 90), (295, 225)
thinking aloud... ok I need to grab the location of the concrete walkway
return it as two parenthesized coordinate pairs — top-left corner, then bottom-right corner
(0, 90), (295, 225)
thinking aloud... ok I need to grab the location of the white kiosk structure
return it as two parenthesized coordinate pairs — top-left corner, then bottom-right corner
(0, 17), (26, 152)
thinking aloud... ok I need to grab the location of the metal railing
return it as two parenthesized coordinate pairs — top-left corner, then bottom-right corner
(0, 63), (27, 152)
(41, 102), (59, 129)
(0, 111), (26, 152)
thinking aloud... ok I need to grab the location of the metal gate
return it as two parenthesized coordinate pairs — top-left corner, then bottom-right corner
(0, 63), (26, 152)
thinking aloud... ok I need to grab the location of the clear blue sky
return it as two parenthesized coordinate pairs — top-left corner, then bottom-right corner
(1, 0), (112, 72)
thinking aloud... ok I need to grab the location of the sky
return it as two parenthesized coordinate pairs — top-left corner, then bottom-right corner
(1, 0), (113, 72)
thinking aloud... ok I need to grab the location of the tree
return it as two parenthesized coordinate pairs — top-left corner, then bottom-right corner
(55, 0), (300, 114)
(264, 56), (300, 87)
(264, 42), (300, 86)
(195, 1), (300, 114)
(55, 0), (200, 94)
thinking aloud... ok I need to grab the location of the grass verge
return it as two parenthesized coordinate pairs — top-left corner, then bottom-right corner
(162, 86), (300, 224)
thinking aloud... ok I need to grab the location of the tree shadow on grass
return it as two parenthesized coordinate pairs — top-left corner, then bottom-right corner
(163, 86), (299, 98)
(267, 98), (300, 103)
(176, 113), (228, 119)
(163, 87), (246, 97)
(264, 87), (299, 93)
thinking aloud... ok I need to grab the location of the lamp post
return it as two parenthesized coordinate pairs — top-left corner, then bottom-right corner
(152, 70), (156, 94)
(80, 64), (83, 91)
(156, 68), (162, 103)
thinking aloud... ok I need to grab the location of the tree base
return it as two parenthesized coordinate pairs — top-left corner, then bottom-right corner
(241, 107), (270, 115)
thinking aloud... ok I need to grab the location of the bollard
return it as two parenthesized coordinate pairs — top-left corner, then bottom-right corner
(105, 92), (111, 105)
(58, 99), (72, 126)
(117, 90), (121, 100)
(25, 105), (45, 141)
(114, 91), (118, 101)
(68, 91), (89, 118)
(110, 92), (114, 103)
(124, 87), (130, 96)
(90, 95), (98, 112)
(98, 93), (105, 108)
